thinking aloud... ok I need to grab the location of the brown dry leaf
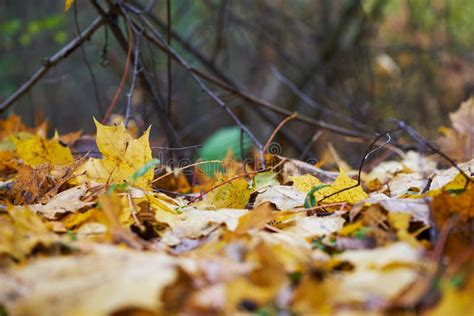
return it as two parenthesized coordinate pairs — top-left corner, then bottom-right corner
(438, 97), (474, 161)
(226, 242), (287, 313)
(10, 164), (50, 204)
(0, 150), (18, 176)
(0, 244), (178, 316)
(98, 193), (143, 249)
(432, 182), (474, 222)
(28, 184), (97, 220)
(234, 202), (276, 235)
(292, 274), (332, 314)
(153, 167), (192, 193)
(58, 129), (82, 147)
(0, 114), (34, 140)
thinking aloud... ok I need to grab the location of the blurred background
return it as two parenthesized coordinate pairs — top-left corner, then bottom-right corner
(1, 0), (473, 165)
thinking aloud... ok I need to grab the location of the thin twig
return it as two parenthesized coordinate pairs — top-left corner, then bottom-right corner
(152, 160), (222, 184)
(300, 130), (323, 160)
(270, 65), (369, 131)
(189, 169), (262, 204)
(319, 129), (397, 204)
(73, 1), (103, 116)
(102, 21), (133, 123)
(125, 31), (142, 127)
(127, 10), (263, 152)
(192, 68), (375, 140)
(0, 17), (105, 112)
(166, 0), (172, 115)
(395, 120), (472, 187)
(262, 112), (298, 153)
(91, 0), (181, 148)
(125, 0), (316, 154)
(124, 4), (374, 143)
(151, 144), (202, 151)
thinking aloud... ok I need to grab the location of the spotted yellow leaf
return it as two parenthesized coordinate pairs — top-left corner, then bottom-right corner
(290, 174), (321, 193)
(75, 118), (154, 189)
(313, 169), (368, 204)
(206, 178), (251, 209)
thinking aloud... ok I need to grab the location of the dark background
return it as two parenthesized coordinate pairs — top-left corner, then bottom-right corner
(1, 0), (473, 164)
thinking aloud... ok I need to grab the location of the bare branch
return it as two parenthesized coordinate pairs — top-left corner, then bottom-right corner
(125, 32), (142, 128)
(122, 5), (264, 151)
(73, 1), (103, 116)
(0, 16), (105, 112)
(90, 0), (181, 149)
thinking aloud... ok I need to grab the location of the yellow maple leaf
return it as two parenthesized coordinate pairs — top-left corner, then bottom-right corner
(14, 134), (73, 167)
(313, 169), (368, 204)
(0, 207), (59, 261)
(388, 212), (420, 247)
(290, 174), (321, 193)
(64, 0), (74, 12)
(206, 178), (251, 209)
(75, 119), (154, 189)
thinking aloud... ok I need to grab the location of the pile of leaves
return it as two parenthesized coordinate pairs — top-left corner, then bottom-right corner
(0, 100), (473, 315)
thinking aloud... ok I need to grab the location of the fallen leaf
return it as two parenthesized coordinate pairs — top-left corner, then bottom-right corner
(0, 207), (60, 261)
(29, 184), (97, 220)
(388, 212), (421, 247)
(10, 164), (49, 204)
(254, 185), (306, 210)
(160, 208), (248, 246)
(205, 178), (251, 209)
(289, 174), (321, 193)
(362, 193), (430, 224)
(336, 242), (420, 270)
(75, 119), (154, 189)
(14, 134), (73, 167)
(313, 169), (368, 205)
(285, 215), (345, 238)
(438, 98), (474, 161)
(252, 171), (279, 191)
(235, 202), (276, 234)
(0, 244), (178, 316)
(327, 242), (421, 305)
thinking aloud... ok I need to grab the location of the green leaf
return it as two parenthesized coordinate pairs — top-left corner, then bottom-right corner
(252, 171), (279, 190)
(304, 184), (330, 208)
(131, 158), (160, 183)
